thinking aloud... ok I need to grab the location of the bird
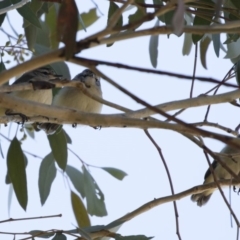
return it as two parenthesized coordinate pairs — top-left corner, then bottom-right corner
(0, 67), (59, 120)
(191, 140), (240, 206)
(39, 69), (103, 135)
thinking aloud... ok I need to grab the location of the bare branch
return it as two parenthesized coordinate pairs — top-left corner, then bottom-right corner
(191, 121), (239, 136)
(144, 130), (182, 240)
(107, 179), (240, 230)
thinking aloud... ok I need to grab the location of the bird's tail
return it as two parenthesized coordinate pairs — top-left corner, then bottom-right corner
(38, 123), (61, 135)
(191, 190), (214, 207)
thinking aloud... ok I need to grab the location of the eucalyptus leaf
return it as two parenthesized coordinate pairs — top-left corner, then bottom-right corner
(71, 191), (91, 228)
(182, 33), (192, 56)
(24, 21), (37, 51)
(10, 0), (41, 28)
(0, 61), (6, 73)
(29, 230), (55, 238)
(66, 165), (85, 198)
(200, 36), (211, 69)
(102, 167), (127, 181)
(47, 129), (68, 171)
(52, 233), (67, 240)
(38, 153), (56, 205)
(7, 137), (28, 210)
(107, 2), (123, 47)
(83, 166), (107, 216)
(212, 34), (220, 57)
(45, 5), (58, 49)
(149, 20), (159, 68)
(235, 59), (240, 86)
(78, 8), (99, 31)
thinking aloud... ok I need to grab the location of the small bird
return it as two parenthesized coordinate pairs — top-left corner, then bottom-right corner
(191, 140), (240, 206)
(0, 67), (59, 119)
(39, 69), (103, 135)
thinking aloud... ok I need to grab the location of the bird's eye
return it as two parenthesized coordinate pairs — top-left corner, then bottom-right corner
(42, 71), (49, 75)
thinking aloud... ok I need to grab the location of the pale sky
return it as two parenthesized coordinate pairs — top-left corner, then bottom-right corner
(0, 1), (239, 240)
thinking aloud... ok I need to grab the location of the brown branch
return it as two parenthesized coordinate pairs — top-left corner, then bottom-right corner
(0, 214), (62, 224)
(107, 179), (240, 229)
(191, 121), (239, 136)
(144, 130), (182, 240)
(190, 43), (198, 98)
(71, 56), (238, 88)
(86, 67), (240, 149)
(204, 65), (235, 121)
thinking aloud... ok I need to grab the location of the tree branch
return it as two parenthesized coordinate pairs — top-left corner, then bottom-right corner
(106, 179), (240, 231)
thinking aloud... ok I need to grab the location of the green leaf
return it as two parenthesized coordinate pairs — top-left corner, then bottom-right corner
(10, 0), (41, 28)
(35, 21), (51, 48)
(231, 0), (240, 9)
(37, 2), (54, 17)
(149, 20), (159, 68)
(24, 124), (35, 139)
(52, 233), (67, 240)
(0, 14), (6, 27)
(45, 5), (59, 49)
(182, 33), (192, 56)
(78, 8), (99, 31)
(0, 61), (6, 73)
(62, 129), (72, 144)
(71, 191), (91, 228)
(83, 166), (107, 217)
(7, 137), (28, 210)
(23, 0), (43, 28)
(164, 10), (174, 25)
(107, 2), (123, 28)
(66, 165), (85, 198)
(235, 59), (240, 86)
(24, 21), (37, 51)
(192, 2), (214, 44)
(79, 14), (86, 32)
(212, 34), (220, 57)
(107, 2), (123, 47)
(38, 153), (56, 205)
(102, 167), (127, 181)
(200, 36), (211, 69)
(0, 0), (11, 8)
(47, 129), (68, 171)
(0, 140), (4, 158)
(128, 0), (146, 29)
(29, 230), (55, 238)
(33, 44), (71, 79)
(0, 0), (11, 26)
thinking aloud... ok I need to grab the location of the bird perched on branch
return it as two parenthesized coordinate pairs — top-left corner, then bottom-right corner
(39, 69), (103, 135)
(191, 140), (240, 206)
(0, 67), (59, 120)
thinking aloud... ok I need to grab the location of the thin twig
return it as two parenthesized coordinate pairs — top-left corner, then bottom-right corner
(204, 65), (235, 121)
(0, 214), (62, 224)
(191, 121), (239, 136)
(190, 43), (198, 98)
(144, 130), (182, 240)
(71, 56), (239, 89)
(106, 179), (240, 229)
